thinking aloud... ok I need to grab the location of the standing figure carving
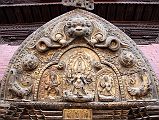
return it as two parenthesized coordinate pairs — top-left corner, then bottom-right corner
(45, 69), (61, 99)
(38, 67), (61, 100)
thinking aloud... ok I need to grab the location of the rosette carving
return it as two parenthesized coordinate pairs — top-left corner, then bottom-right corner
(22, 54), (39, 71)
(119, 51), (136, 67)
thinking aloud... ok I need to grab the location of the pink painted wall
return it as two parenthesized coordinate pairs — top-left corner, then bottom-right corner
(0, 44), (159, 80)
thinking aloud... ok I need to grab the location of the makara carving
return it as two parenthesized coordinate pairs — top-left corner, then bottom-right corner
(7, 68), (33, 99)
(126, 68), (151, 99)
(1, 9), (158, 104)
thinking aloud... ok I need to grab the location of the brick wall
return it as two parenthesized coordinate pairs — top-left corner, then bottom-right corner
(0, 44), (159, 80)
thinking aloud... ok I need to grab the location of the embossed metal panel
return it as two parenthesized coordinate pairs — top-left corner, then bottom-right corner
(0, 8), (159, 120)
(63, 109), (92, 120)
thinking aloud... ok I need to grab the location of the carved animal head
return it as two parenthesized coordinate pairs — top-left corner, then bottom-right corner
(64, 17), (93, 38)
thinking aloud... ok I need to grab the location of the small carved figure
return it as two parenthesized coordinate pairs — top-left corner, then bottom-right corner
(45, 70), (60, 99)
(98, 75), (115, 101)
(64, 73), (94, 102)
(92, 61), (102, 69)
(119, 50), (136, 67)
(22, 54), (39, 71)
(57, 61), (66, 70)
(8, 69), (33, 99)
(99, 75), (113, 95)
(72, 73), (90, 96)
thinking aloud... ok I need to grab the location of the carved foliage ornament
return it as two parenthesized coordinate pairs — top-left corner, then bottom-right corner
(1, 9), (158, 102)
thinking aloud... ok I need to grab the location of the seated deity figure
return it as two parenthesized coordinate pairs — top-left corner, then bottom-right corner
(98, 75), (115, 101)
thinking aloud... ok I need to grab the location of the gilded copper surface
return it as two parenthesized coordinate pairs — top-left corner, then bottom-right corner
(63, 109), (92, 120)
(0, 8), (159, 120)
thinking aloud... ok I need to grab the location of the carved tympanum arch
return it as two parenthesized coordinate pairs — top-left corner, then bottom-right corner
(1, 9), (159, 103)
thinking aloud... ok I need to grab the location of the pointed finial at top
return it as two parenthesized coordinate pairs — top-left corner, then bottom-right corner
(62, 0), (94, 10)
